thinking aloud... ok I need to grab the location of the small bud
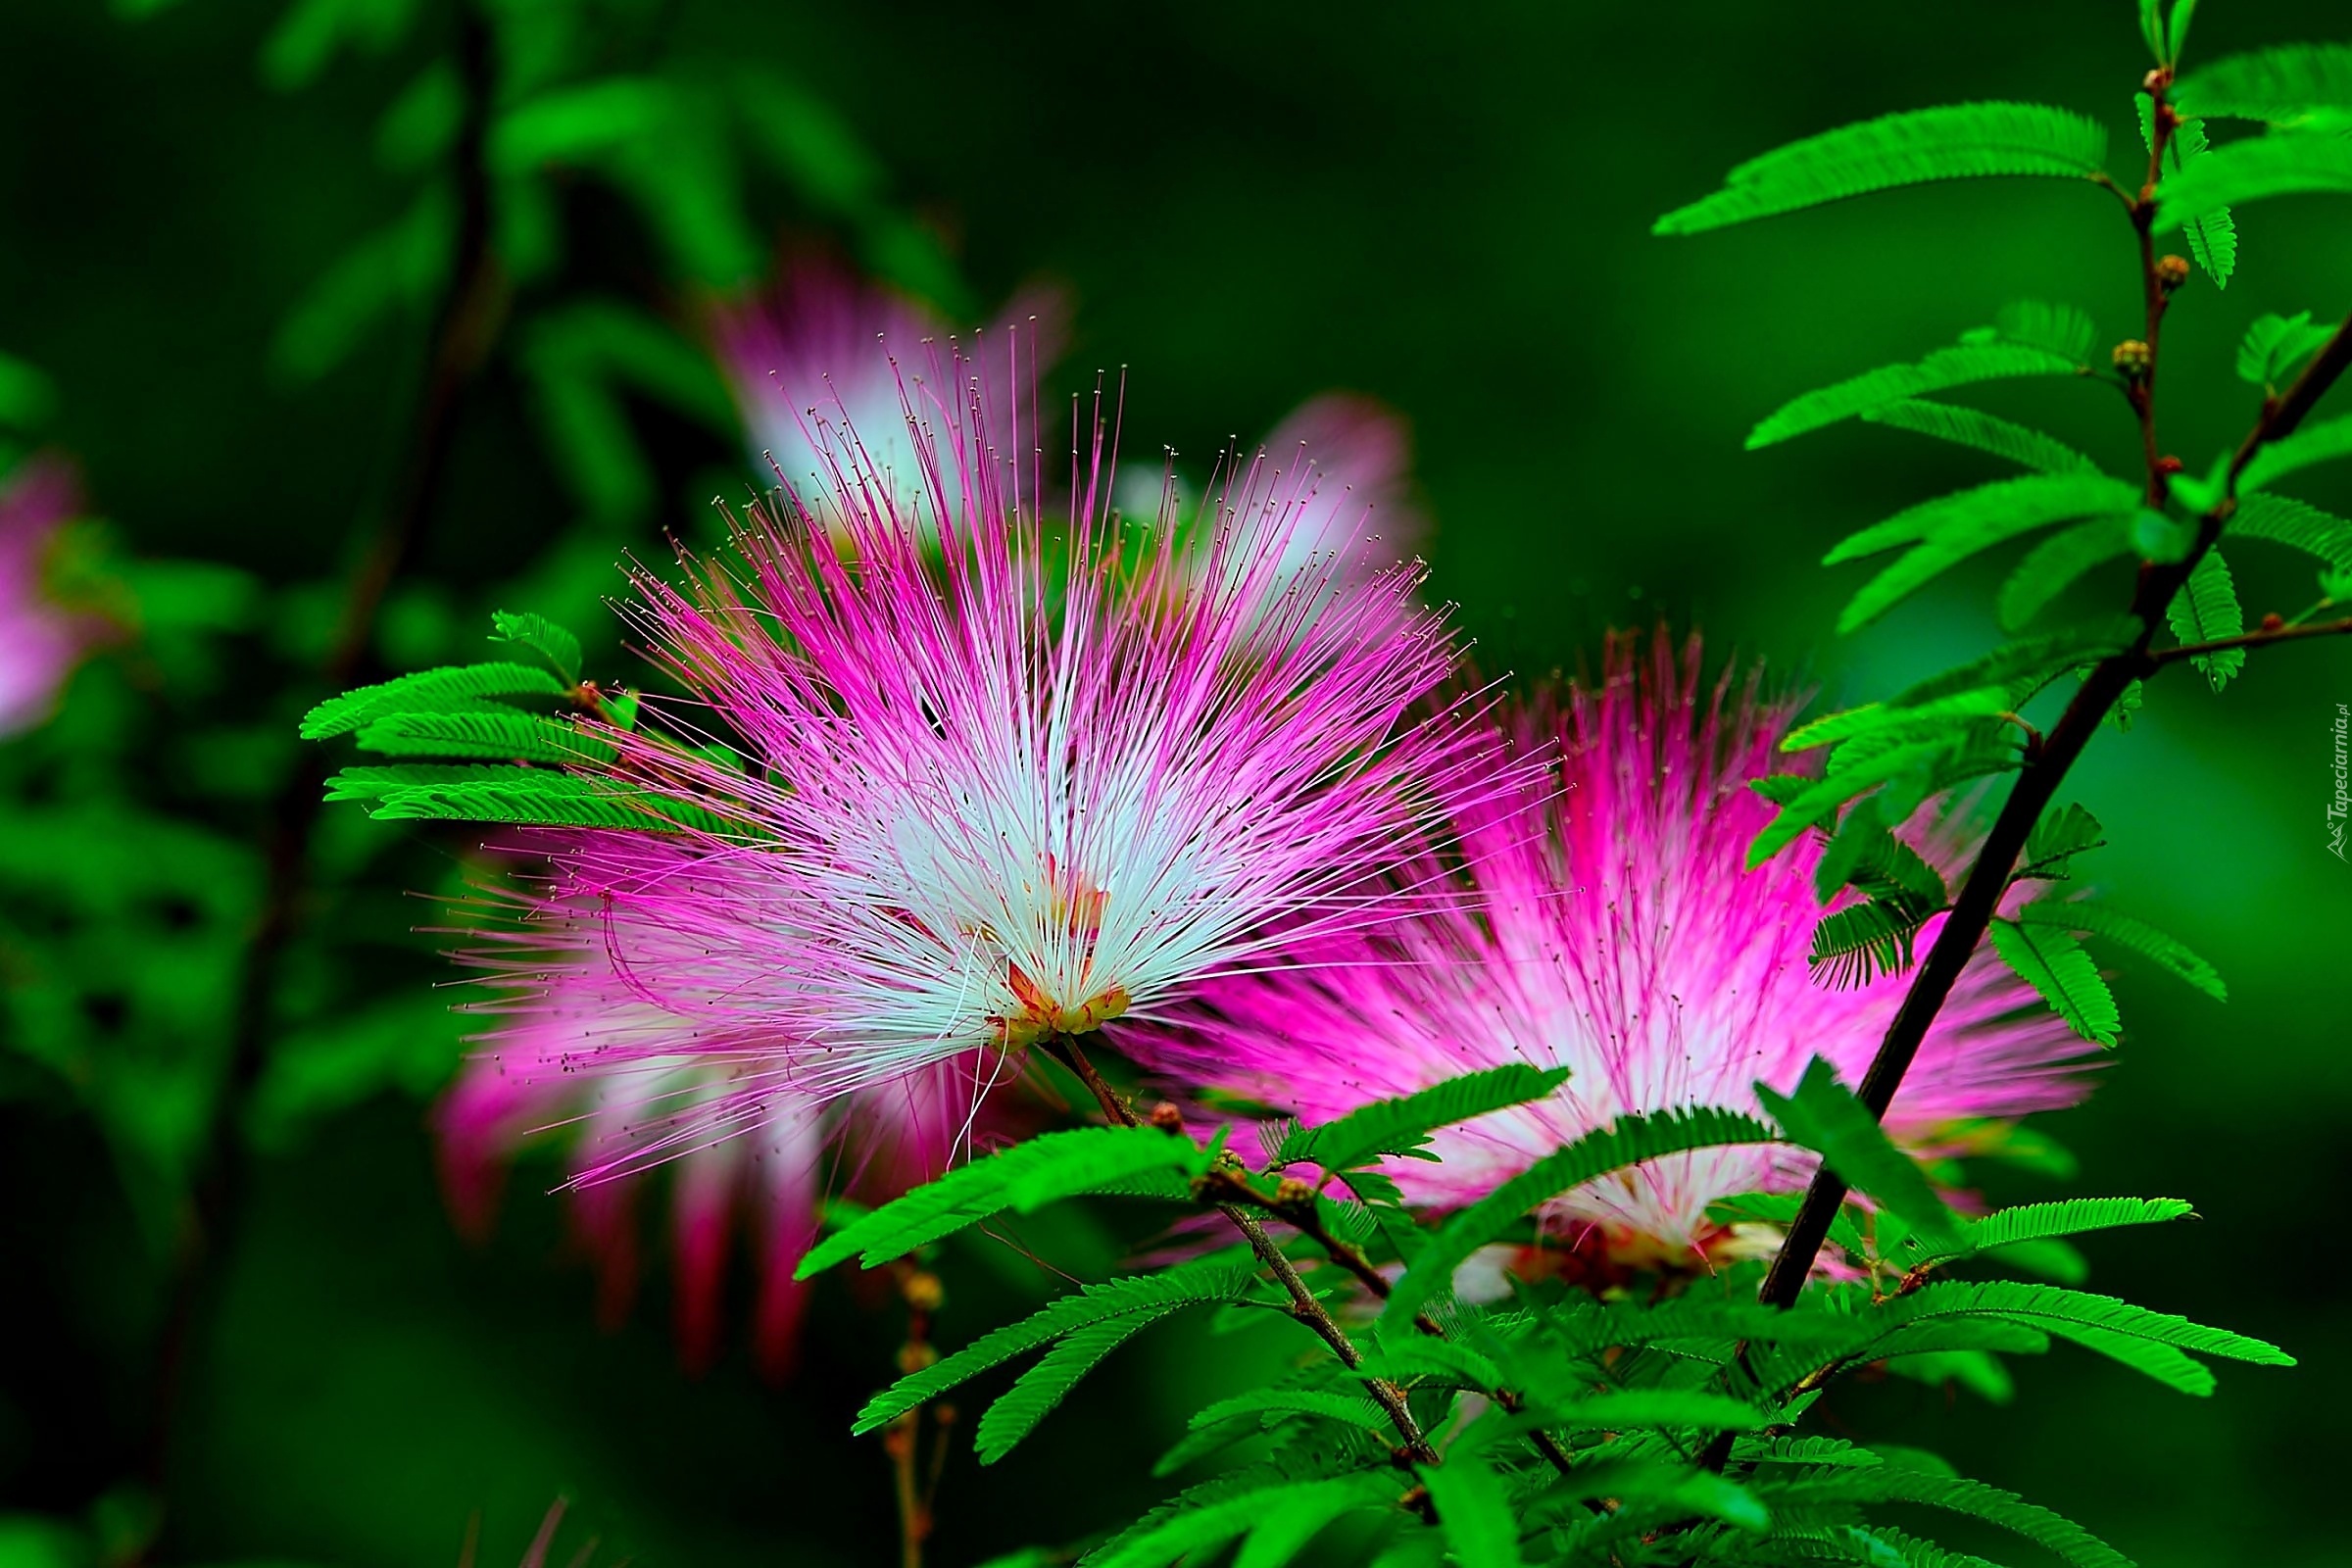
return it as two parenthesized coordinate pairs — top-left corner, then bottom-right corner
(903, 1270), (946, 1312)
(2143, 68), (2169, 94)
(2156, 455), (2185, 475)
(2112, 339), (2153, 377)
(897, 1341), (938, 1375)
(2261, 612), (2287, 632)
(1148, 1101), (1185, 1132)
(1275, 1176), (1317, 1207)
(2155, 254), (2191, 291)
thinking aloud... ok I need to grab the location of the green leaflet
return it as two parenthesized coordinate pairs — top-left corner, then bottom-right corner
(1353, 1340), (1506, 1390)
(1519, 1458), (1770, 1534)
(488, 609), (587, 684)
(2236, 311), (2338, 388)
(322, 762), (549, 805)
(798, 1125), (1213, 1276)
(1860, 399), (2099, 474)
(1749, 342), (2084, 449)
(1906, 1197), (2196, 1268)
(1989, 299), (2097, 363)
(299, 661), (571, 739)
(1381, 1106), (1777, 1329)
(1086, 1472), (1397, 1568)
(855, 1258), (1257, 1435)
(1654, 102), (2109, 235)
(2241, 411), (2352, 492)
(2156, 132), (2352, 227)
(1813, 805), (1948, 910)
(364, 773), (738, 835)
(1830, 473), (2141, 633)
(355, 710), (617, 766)
(1753, 1058), (1965, 1249)
(1229, 1479), (1392, 1568)
(2017, 901), (2228, 1000)
(1988, 918), (2120, 1046)
(1781, 687), (2012, 752)
(1542, 1389), (1770, 1431)
(1809, 900), (1930, 990)
(1996, 514), (2134, 631)
(1747, 737), (1958, 868)
(2018, 801), (2105, 880)
(2175, 42), (2352, 124)
(2165, 548), (2245, 692)
(974, 1309), (1189, 1464)
(1890, 619), (2135, 709)
(1187, 1387), (1396, 1435)
(1265, 1063), (1570, 1175)
(2139, 98), (2236, 288)
(1418, 1455), (1525, 1568)
(2228, 492), (2352, 596)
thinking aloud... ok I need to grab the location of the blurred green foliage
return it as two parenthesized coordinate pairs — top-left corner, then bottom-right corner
(0, 0), (2347, 1564)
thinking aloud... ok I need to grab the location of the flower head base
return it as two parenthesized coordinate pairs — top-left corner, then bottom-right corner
(1129, 631), (2097, 1278)
(501, 343), (1507, 1183)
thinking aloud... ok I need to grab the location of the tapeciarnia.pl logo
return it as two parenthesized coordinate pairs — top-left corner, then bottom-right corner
(2330, 702), (2349, 862)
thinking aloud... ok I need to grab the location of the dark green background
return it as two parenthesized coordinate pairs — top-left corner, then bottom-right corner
(3, 1), (2346, 1563)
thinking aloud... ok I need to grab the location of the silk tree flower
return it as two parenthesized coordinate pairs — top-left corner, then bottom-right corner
(0, 456), (101, 736)
(707, 256), (1067, 538)
(441, 847), (1006, 1376)
(1129, 631), (2097, 1278)
(512, 351), (1503, 1163)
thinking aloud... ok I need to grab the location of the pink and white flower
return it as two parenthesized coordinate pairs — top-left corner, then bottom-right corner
(1128, 631), (2098, 1276)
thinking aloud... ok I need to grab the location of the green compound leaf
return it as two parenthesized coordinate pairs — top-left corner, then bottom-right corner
(1087, 1473), (1397, 1568)
(1654, 102), (2109, 235)
(1754, 1057), (1965, 1249)
(2176, 42), (2352, 124)
(2156, 131), (2352, 227)
(1860, 399), (2100, 474)
(2140, 99), (2236, 287)
(1891, 619), (2136, 710)
(355, 710), (616, 766)
(1187, 1387), (1394, 1436)
(2018, 801), (2105, 880)
(300, 662), (569, 740)
(2228, 491), (2352, 597)
(1829, 473), (2142, 633)
(975, 1310), (1184, 1464)
(1997, 514), (2135, 630)
(1906, 1197), (2196, 1268)
(2165, 547), (2245, 692)
(2017, 901), (2227, 1001)
(1418, 1454), (1525, 1568)
(488, 609), (586, 684)
(1749, 342), (2085, 450)
(1782, 687), (2013, 753)
(364, 773), (740, 835)
(856, 1257), (1257, 1436)
(2237, 311), (2338, 388)
(1382, 1106), (1778, 1330)
(1544, 1389), (1771, 1431)
(1266, 1063), (1570, 1175)
(2241, 410), (2352, 493)
(800, 1125), (1211, 1277)
(1751, 1457), (2130, 1568)
(1809, 900), (1931, 990)
(1748, 737), (1958, 868)
(1987, 919), (2121, 1046)
(322, 762), (549, 805)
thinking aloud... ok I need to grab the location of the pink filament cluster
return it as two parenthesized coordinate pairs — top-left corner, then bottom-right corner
(1129, 632), (2098, 1272)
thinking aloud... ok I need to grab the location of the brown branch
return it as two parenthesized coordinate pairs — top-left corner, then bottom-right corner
(149, 0), (506, 1502)
(1040, 1037), (1442, 1468)
(2153, 614), (2352, 663)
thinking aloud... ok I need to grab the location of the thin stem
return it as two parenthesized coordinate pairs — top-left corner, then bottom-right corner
(2152, 614), (2352, 663)
(150, 1), (504, 1500)
(1040, 1037), (1442, 1468)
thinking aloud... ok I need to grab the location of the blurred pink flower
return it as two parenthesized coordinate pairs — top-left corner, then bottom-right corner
(708, 255), (1066, 540)
(0, 456), (100, 736)
(441, 844), (1006, 1377)
(1129, 631), (2097, 1278)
